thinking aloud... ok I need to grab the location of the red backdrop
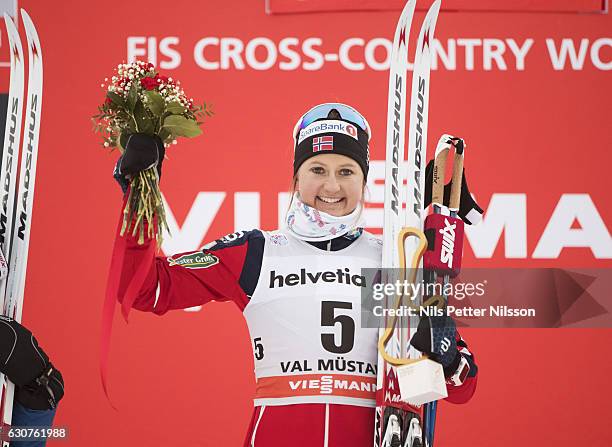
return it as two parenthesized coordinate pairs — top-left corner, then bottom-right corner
(1, 0), (610, 445)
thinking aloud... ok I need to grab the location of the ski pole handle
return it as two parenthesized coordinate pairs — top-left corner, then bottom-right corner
(449, 138), (465, 212)
(432, 135), (465, 212)
(432, 136), (451, 209)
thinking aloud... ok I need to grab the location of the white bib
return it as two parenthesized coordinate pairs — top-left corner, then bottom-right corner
(244, 229), (382, 407)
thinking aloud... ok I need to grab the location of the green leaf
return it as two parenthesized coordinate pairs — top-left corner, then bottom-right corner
(124, 118), (136, 134)
(127, 83), (138, 112)
(163, 115), (202, 138)
(144, 90), (165, 116)
(134, 100), (155, 135)
(166, 101), (185, 115)
(107, 91), (126, 108)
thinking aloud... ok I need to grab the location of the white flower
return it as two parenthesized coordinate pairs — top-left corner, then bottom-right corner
(103, 142), (109, 147)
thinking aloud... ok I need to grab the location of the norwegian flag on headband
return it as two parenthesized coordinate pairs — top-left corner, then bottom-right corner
(312, 136), (333, 152)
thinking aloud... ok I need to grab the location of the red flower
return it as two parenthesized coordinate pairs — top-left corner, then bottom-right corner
(105, 97), (112, 105)
(140, 76), (158, 90)
(157, 75), (169, 84)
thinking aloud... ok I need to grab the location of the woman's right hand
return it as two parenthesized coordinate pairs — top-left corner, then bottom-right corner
(113, 133), (165, 193)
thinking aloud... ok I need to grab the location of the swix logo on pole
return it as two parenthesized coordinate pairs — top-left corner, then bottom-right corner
(18, 94), (38, 241)
(439, 218), (457, 268)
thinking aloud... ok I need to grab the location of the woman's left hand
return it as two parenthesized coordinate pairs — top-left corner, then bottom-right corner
(409, 314), (461, 377)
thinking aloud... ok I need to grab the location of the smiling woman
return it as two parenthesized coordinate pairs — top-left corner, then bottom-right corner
(111, 102), (478, 447)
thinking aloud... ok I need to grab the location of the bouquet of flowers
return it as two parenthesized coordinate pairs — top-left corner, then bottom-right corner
(93, 61), (212, 244)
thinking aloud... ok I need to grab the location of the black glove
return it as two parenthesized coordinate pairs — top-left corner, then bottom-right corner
(409, 314), (461, 377)
(424, 159), (483, 225)
(113, 133), (165, 193)
(0, 316), (65, 410)
(16, 365), (64, 410)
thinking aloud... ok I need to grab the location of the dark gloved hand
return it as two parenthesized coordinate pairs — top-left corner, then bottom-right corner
(409, 314), (461, 377)
(113, 133), (165, 193)
(16, 365), (64, 410)
(0, 316), (65, 410)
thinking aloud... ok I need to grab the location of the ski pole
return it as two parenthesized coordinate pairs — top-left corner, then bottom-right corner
(422, 135), (465, 447)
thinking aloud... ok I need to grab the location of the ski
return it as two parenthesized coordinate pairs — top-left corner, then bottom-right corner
(406, 3), (441, 446)
(375, 0), (416, 446)
(0, 9), (43, 444)
(376, 1), (441, 446)
(0, 13), (26, 312)
(0, 11), (26, 441)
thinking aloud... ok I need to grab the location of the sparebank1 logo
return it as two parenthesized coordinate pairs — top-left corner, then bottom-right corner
(127, 36), (612, 71)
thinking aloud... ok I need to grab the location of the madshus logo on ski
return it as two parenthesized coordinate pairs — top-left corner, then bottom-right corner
(390, 72), (402, 215)
(167, 252), (219, 269)
(269, 268), (366, 288)
(410, 74), (426, 218)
